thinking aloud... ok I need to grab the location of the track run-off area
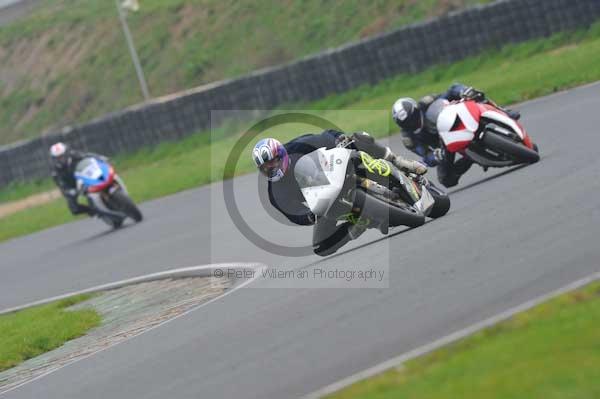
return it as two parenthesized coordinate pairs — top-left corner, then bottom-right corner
(1, 82), (599, 398)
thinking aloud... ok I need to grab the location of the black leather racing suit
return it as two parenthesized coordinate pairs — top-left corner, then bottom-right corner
(400, 83), (474, 188)
(51, 150), (105, 216)
(268, 130), (392, 256)
(401, 83), (520, 187)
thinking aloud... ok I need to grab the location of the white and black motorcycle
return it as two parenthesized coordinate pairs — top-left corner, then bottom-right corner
(294, 145), (450, 243)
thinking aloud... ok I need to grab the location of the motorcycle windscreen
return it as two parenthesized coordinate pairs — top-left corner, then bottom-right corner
(74, 157), (110, 189)
(294, 151), (330, 188)
(294, 148), (350, 217)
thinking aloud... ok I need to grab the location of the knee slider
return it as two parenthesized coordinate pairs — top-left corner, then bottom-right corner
(402, 136), (415, 150)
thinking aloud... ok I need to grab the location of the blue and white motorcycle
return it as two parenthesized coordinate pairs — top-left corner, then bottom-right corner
(74, 157), (143, 228)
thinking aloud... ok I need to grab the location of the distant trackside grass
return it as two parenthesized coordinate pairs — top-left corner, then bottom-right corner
(0, 0), (490, 145)
(325, 280), (600, 399)
(1, 22), (600, 242)
(0, 294), (100, 372)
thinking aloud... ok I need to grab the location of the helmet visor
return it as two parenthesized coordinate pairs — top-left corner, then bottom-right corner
(53, 153), (69, 167)
(258, 158), (283, 180)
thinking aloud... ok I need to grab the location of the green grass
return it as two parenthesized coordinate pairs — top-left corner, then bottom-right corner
(325, 280), (600, 399)
(0, 179), (55, 204)
(0, 294), (100, 372)
(1, 22), (600, 242)
(0, 0), (489, 145)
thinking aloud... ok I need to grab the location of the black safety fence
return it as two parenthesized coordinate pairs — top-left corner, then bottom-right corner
(1, 0), (599, 187)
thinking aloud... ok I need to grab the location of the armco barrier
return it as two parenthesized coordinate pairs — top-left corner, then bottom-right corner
(1, 0), (599, 187)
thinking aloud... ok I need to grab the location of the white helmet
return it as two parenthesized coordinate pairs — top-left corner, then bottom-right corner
(252, 138), (289, 182)
(49, 142), (70, 168)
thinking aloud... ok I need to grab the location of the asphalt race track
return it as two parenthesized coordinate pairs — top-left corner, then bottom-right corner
(1, 83), (599, 398)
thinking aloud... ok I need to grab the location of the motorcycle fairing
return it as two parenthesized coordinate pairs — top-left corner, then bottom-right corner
(438, 100), (535, 153)
(437, 101), (481, 153)
(295, 147), (351, 217)
(481, 109), (525, 140)
(479, 102), (535, 149)
(414, 184), (435, 214)
(74, 158), (114, 193)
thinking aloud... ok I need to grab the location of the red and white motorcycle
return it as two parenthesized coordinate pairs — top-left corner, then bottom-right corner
(427, 98), (540, 168)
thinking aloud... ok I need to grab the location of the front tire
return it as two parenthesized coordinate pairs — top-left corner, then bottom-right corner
(108, 217), (124, 229)
(426, 183), (451, 218)
(110, 190), (143, 222)
(354, 189), (425, 229)
(482, 131), (540, 164)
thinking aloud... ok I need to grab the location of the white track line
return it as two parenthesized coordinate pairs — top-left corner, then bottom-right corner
(0, 263), (266, 396)
(0, 263), (262, 315)
(305, 271), (600, 399)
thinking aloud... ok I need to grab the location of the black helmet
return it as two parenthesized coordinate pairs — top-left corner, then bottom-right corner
(49, 142), (71, 169)
(392, 98), (423, 132)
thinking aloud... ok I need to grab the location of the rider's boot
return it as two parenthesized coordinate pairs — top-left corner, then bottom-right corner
(378, 223), (389, 235)
(72, 203), (96, 217)
(84, 206), (97, 217)
(386, 152), (428, 175)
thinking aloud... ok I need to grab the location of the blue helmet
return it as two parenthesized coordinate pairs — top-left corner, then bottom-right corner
(252, 138), (289, 182)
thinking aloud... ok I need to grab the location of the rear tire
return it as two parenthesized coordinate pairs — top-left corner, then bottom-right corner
(482, 131), (540, 164)
(111, 190), (143, 222)
(354, 189), (425, 229)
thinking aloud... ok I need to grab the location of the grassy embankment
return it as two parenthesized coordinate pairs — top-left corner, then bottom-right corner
(1, 22), (600, 242)
(326, 280), (600, 399)
(0, 294), (100, 372)
(0, 0), (488, 145)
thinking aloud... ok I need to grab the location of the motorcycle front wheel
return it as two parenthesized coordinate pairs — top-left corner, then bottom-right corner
(425, 182), (451, 218)
(482, 131), (540, 164)
(354, 189), (425, 228)
(109, 190), (143, 222)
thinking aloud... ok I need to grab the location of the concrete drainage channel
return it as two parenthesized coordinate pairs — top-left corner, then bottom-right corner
(0, 263), (265, 394)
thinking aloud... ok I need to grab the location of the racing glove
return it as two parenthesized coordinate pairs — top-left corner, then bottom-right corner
(461, 86), (486, 102)
(422, 151), (439, 167)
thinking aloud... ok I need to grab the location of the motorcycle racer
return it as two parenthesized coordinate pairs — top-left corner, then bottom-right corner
(252, 130), (427, 256)
(49, 142), (107, 217)
(392, 83), (521, 187)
